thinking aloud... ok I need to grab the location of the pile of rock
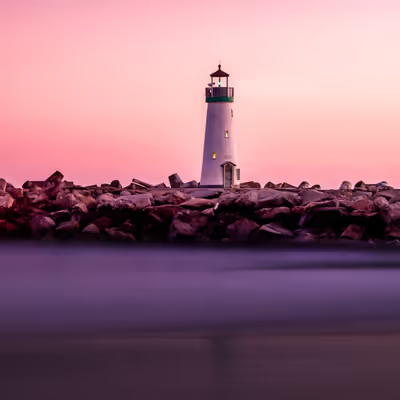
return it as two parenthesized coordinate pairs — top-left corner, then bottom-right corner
(0, 173), (399, 244)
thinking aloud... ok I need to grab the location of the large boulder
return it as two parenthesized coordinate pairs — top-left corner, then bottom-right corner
(153, 183), (168, 189)
(217, 191), (240, 208)
(45, 171), (64, 186)
(0, 194), (14, 208)
(235, 190), (259, 208)
(374, 196), (390, 210)
(113, 193), (153, 210)
(153, 190), (191, 205)
(181, 180), (198, 189)
(339, 181), (352, 191)
(168, 210), (209, 241)
(168, 173), (184, 189)
(105, 228), (136, 242)
(131, 178), (153, 190)
(82, 223), (100, 234)
(354, 181), (368, 191)
(252, 223), (294, 240)
(96, 193), (116, 208)
(56, 192), (79, 209)
(31, 215), (56, 236)
(226, 218), (259, 241)
(299, 189), (336, 205)
(255, 207), (291, 222)
(264, 182), (276, 189)
(110, 180), (122, 189)
(375, 190), (400, 204)
(0, 179), (6, 192)
(179, 198), (218, 210)
(240, 181), (261, 189)
(256, 189), (300, 208)
(190, 189), (222, 199)
(340, 224), (365, 240)
(298, 181), (310, 189)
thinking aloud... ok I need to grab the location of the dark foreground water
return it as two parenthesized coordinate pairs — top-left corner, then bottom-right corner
(2, 242), (400, 399)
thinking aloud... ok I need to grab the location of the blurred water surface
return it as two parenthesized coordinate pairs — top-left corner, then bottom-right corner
(2, 242), (400, 399)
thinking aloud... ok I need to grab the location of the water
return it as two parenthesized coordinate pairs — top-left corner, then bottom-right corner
(2, 242), (400, 399)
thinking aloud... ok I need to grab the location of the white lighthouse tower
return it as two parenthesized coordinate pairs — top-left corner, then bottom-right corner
(200, 64), (240, 188)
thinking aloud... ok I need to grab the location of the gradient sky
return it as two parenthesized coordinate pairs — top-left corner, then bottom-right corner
(2, 0), (400, 188)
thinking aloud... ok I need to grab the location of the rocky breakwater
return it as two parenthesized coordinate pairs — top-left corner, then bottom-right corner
(0, 172), (399, 245)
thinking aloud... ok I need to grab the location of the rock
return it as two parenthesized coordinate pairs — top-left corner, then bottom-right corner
(0, 194), (14, 208)
(256, 189), (300, 208)
(384, 226), (400, 239)
(340, 224), (365, 240)
(168, 210), (209, 240)
(0, 179), (6, 192)
(119, 190), (131, 196)
(281, 182), (296, 189)
(190, 189), (222, 199)
(91, 217), (113, 230)
(114, 193), (153, 210)
(376, 181), (390, 190)
(31, 215), (56, 236)
(375, 190), (400, 204)
(50, 210), (71, 224)
(56, 220), (79, 232)
(354, 181), (368, 191)
(153, 183), (168, 189)
(339, 181), (352, 191)
(168, 173), (184, 189)
(7, 188), (23, 198)
(252, 223), (294, 240)
(110, 180), (122, 189)
(311, 184), (321, 190)
(45, 171), (64, 186)
(72, 202), (89, 214)
(153, 190), (191, 206)
(179, 198), (217, 210)
(217, 191), (239, 207)
(299, 189), (335, 205)
(56, 192), (78, 209)
(255, 207), (291, 221)
(105, 228), (136, 242)
(264, 182), (276, 189)
(383, 202), (400, 224)
(235, 190), (259, 208)
(341, 198), (375, 213)
(374, 196), (390, 210)
(240, 181), (261, 189)
(82, 223), (100, 234)
(73, 191), (96, 209)
(96, 193), (116, 208)
(0, 220), (19, 233)
(298, 181), (310, 189)
(27, 191), (48, 204)
(226, 218), (259, 241)
(132, 178), (153, 189)
(180, 180), (198, 188)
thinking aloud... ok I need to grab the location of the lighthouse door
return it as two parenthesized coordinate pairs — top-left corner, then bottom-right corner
(224, 164), (233, 188)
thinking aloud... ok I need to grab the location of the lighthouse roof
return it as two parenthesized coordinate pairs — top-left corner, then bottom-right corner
(210, 64), (229, 78)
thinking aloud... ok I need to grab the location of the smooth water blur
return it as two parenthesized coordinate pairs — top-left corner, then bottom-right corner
(2, 242), (400, 399)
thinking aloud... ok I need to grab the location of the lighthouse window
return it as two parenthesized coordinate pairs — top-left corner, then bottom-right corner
(212, 152), (216, 159)
(231, 109), (233, 118)
(224, 130), (229, 138)
(236, 169), (240, 180)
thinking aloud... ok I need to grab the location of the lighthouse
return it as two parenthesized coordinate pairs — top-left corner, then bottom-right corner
(200, 64), (240, 188)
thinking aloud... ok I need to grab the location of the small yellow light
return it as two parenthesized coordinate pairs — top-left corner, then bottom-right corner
(212, 152), (216, 159)
(225, 130), (229, 138)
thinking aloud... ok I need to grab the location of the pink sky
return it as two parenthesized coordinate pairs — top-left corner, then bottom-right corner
(2, 0), (400, 188)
